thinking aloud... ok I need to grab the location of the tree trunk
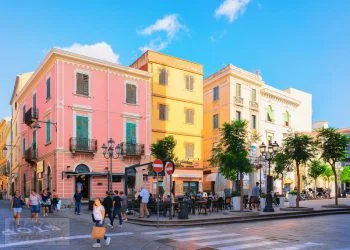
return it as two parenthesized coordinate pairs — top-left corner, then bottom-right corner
(332, 164), (338, 206)
(327, 177), (330, 189)
(296, 163), (300, 208)
(240, 172), (244, 211)
(314, 178), (317, 198)
(281, 174), (284, 196)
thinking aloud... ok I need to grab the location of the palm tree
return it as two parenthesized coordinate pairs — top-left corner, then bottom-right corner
(318, 128), (349, 206)
(209, 120), (253, 211)
(283, 134), (316, 207)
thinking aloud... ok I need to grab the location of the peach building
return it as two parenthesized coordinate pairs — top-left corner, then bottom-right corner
(12, 49), (151, 202)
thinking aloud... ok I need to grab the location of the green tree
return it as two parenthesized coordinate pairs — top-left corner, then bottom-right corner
(322, 165), (334, 189)
(150, 135), (177, 173)
(209, 120), (253, 211)
(340, 166), (350, 184)
(283, 134), (316, 207)
(308, 160), (326, 198)
(273, 151), (293, 196)
(318, 128), (350, 206)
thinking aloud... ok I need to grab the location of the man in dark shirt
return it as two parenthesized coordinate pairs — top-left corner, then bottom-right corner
(73, 190), (83, 215)
(112, 190), (123, 228)
(103, 191), (114, 227)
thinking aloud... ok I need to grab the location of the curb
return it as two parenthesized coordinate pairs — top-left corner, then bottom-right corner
(126, 208), (350, 227)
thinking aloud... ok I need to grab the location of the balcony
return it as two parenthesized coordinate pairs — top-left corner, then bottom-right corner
(249, 101), (259, 110)
(120, 142), (145, 157)
(234, 96), (244, 106)
(24, 108), (39, 126)
(25, 147), (38, 164)
(70, 137), (98, 154)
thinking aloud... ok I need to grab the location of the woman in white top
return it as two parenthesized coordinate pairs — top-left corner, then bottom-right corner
(92, 198), (110, 248)
(27, 190), (41, 224)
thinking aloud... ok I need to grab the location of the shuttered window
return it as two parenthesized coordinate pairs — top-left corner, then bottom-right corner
(159, 69), (168, 85)
(213, 86), (219, 101)
(185, 109), (194, 124)
(185, 143), (194, 158)
(236, 83), (241, 97)
(284, 111), (290, 127)
(46, 119), (51, 144)
(213, 114), (219, 129)
(185, 75), (194, 91)
(251, 115), (257, 129)
(126, 83), (137, 104)
(22, 137), (26, 156)
(159, 104), (168, 120)
(22, 105), (26, 123)
(46, 78), (51, 99)
(267, 105), (274, 122)
(76, 73), (89, 96)
(252, 89), (256, 102)
(236, 111), (241, 121)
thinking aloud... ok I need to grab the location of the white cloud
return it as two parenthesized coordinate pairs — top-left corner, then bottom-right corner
(138, 14), (187, 52)
(210, 30), (228, 43)
(215, 0), (250, 23)
(56, 42), (120, 64)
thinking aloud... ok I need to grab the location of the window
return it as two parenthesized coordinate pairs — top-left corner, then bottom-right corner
(236, 111), (241, 121)
(46, 77), (51, 100)
(22, 105), (26, 123)
(112, 176), (122, 183)
(185, 109), (194, 124)
(252, 89), (256, 102)
(251, 115), (257, 129)
(213, 86), (219, 101)
(267, 134), (274, 145)
(76, 115), (89, 150)
(159, 69), (168, 85)
(266, 105), (274, 122)
(125, 83), (137, 104)
(185, 143), (194, 158)
(236, 83), (242, 97)
(183, 181), (198, 195)
(159, 104), (168, 120)
(32, 130), (37, 149)
(46, 119), (51, 144)
(185, 75), (194, 91)
(126, 122), (137, 144)
(22, 137), (26, 156)
(284, 111), (290, 127)
(213, 114), (219, 129)
(32, 93), (36, 111)
(76, 72), (89, 96)
(15, 102), (17, 110)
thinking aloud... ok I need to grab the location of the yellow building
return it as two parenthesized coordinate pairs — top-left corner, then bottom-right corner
(9, 72), (33, 193)
(0, 118), (11, 193)
(131, 51), (204, 195)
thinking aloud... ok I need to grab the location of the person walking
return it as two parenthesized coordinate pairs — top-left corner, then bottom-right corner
(41, 189), (51, 216)
(52, 189), (59, 211)
(120, 191), (128, 222)
(249, 182), (260, 210)
(11, 190), (24, 226)
(28, 190), (41, 224)
(73, 190), (83, 215)
(139, 187), (150, 218)
(102, 191), (113, 228)
(92, 198), (110, 248)
(46, 188), (52, 214)
(111, 190), (122, 228)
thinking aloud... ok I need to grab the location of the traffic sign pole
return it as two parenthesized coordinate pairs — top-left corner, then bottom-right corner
(157, 171), (159, 228)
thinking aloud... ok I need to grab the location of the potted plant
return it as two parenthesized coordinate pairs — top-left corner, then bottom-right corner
(288, 190), (298, 207)
(259, 193), (267, 210)
(231, 191), (241, 211)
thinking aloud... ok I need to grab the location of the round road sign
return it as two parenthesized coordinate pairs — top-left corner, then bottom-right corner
(153, 159), (163, 173)
(165, 161), (174, 175)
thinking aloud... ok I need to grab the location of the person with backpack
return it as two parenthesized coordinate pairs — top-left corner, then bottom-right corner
(11, 190), (25, 226)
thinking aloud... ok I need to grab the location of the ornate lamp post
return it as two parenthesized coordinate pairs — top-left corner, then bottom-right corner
(259, 141), (279, 212)
(101, 138), (121, 193)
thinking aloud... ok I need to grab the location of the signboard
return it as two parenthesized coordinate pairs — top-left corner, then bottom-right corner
(153, 159), (163, 173)
(37, 161), (44, 173)
(165, 161), (174, 175)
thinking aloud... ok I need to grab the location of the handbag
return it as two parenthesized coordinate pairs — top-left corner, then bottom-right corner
(90, 226), (106, 240)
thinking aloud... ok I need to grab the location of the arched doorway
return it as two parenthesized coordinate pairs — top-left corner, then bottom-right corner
(75, 164), (90, 199)
(47, 166), (52, 191)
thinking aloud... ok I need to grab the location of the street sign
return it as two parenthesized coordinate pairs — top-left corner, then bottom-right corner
(165, 161), (174, 175)
(153, 159), (163, 173)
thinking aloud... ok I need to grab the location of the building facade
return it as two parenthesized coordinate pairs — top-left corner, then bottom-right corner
(0, 118), (11, 194)
(131, 51), (204, 195)
(13, 49), (151, 202)
(203, 64), (312, 195)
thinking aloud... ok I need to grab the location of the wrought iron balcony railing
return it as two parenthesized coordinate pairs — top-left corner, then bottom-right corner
(24, 108), (39, 126)
(120, 142), (145, 157)
(69, 137), (98, 154)
(25, 147), (38, 164)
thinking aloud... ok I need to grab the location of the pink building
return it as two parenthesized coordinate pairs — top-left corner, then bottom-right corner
(13, 49), (151, 202)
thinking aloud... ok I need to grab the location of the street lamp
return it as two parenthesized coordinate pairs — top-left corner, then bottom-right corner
(101, 138), (121, 193)
(259, 141), (279, 212)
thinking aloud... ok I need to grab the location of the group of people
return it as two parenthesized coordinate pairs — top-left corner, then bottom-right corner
(10, 188), (59, 226)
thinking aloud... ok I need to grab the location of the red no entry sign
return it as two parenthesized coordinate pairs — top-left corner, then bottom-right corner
(153, 159), (163, 173)
(165, 161), (174, 175)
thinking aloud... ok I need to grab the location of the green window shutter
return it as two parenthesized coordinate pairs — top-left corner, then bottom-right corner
(267, 106), (274, 122)
(126, 122), (136, 144)
(32, 130), (37, 149)
(46, 78), (51, 99)
(46, 120), (51, 143)
(76, 116), (89, 138)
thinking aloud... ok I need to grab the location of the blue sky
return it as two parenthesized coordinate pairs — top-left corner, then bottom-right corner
(0, 0), (349, 128)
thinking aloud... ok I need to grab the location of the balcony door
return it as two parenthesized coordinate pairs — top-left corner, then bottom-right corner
(76, 116), (89, 150)
(126, 122), (136, 154)
(32, 93), (37, 111)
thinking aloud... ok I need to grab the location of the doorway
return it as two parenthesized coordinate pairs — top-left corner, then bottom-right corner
(76, 175), (90, 199)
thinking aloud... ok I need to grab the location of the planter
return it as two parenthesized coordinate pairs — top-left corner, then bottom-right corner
(279, 197), (285, 208)
(231, 196), (240, 211)
(288, 195), (297, 207)
(260, 198), (266, 210)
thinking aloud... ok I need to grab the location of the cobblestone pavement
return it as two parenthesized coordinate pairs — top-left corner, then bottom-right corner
(1, 201), (349, 249)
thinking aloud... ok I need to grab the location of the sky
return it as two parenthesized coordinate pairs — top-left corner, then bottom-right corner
(0, 0), (349, 128)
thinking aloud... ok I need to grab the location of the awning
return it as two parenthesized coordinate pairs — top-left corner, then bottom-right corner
(284, 179), (293, 184)
(172, 173), (202, 178)
(62, 171), (124, 179)
(205, 173), (218, 182)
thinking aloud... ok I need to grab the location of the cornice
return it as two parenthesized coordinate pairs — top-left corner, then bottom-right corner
(261, 88), (300, 107)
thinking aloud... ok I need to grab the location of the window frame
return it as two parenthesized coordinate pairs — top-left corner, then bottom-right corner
(74, 69), (91, 97)
(251, 115), (257, 129)
(22, 104), (26, 123)
(236, 111), (241, 121)
(125, 81), (138, 105)
(266, 105), (274, 122)
(46, 76), (51, 100)
(159, 68), (168, 86)
(185, 108), (195, 124)
(251, 89), (256, 102)
(45, 119), (51, 144)
(185, 143), (195, 159)
(185, 75), (194, 91)
(213, 114), (219, 129)
(213, 86), (219, 101)
(159, 104), (168, 121)
(236, 83), (242, 97)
